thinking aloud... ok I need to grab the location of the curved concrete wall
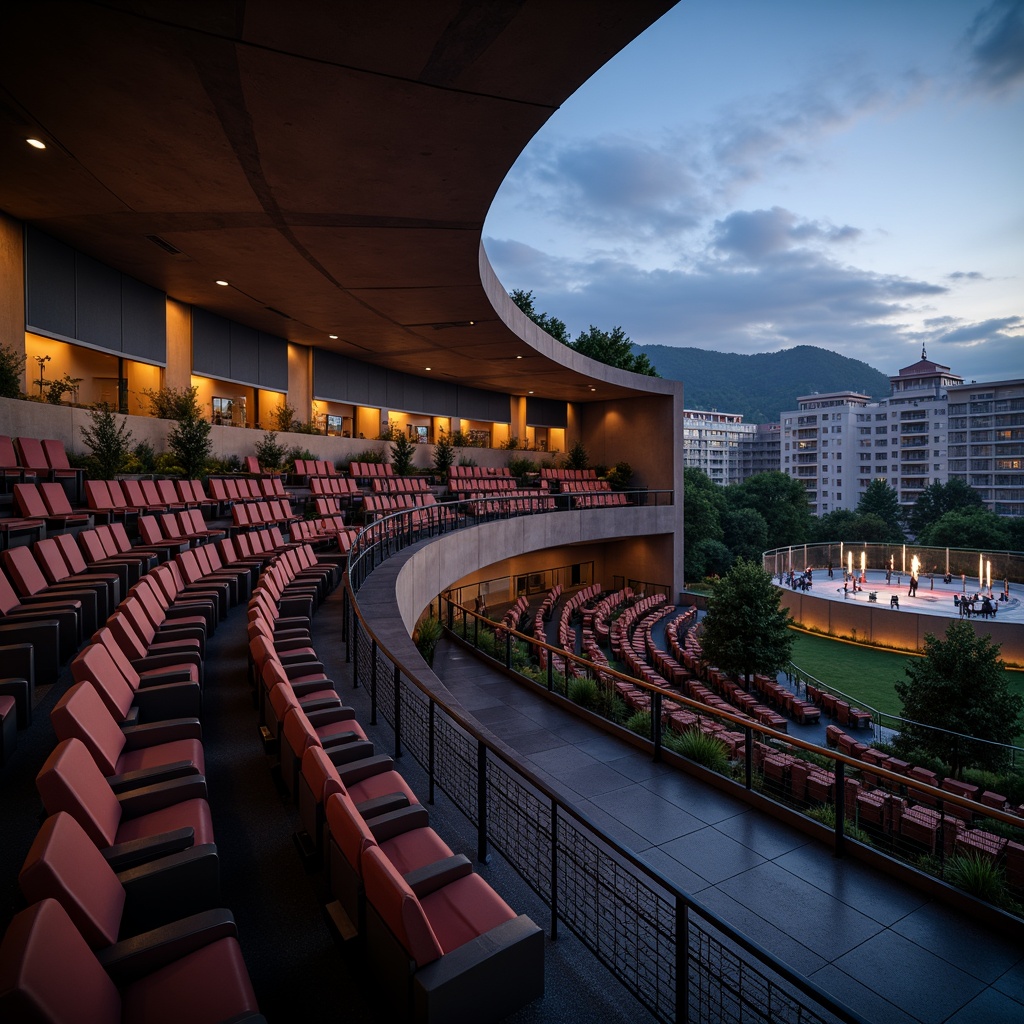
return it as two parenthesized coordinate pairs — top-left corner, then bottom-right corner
(780, 590), (1024, 666)
(389, 505), (681, 634)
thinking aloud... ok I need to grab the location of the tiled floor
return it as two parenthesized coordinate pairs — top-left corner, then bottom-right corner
(432, 636), (1024, 1024)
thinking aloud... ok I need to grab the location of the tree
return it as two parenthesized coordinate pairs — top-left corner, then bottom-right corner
(721, 505), (769, 563)
(856, 480), (904, 536)
(254, 431), (287, 472)
(894, 620), (1022, 777)
(509, 289), (570, 345)
(80, 404), (133, 479)
(167, 414), (212, 478)
(571, 325), (659, 376)
(390, 430), (416, 475)
(698, 558), (795, 687)
(810, 509), (902, 544)
(917, 508), (1010, 550)
(0, 343), (26, 398)
(729, 471), (812, 550)
(432, 431), (456, 478)
(907, 479), (985, 537)
(687, 538), (733, 582)
(565, 440), (589, 470)
(683, 467), (725, 570)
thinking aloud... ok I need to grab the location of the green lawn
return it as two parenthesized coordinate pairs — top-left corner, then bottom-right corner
(788, 629), (1024, 730)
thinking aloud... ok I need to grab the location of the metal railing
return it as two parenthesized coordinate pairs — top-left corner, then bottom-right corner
(785, 662), (1022, 770)
(343, 495), (869, 1024)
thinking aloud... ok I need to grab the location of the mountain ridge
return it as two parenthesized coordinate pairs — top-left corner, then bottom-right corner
(635, 344), (892, 423)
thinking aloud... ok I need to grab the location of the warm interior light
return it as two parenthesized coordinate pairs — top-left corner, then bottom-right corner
(424, 366), (432, 371)
(215, 280), (229, 286)
(26, 138), (46, 150)
(328, 334), (338, 339)
(516, 355), (523, 359)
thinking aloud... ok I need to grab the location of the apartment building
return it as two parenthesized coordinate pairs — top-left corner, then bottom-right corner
(780, 350), (963, 515)
(947, 378), (1024, 517)
(682, 409), (757, 485)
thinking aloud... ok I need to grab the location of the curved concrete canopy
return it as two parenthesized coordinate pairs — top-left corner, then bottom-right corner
(0, 0), (678, 403)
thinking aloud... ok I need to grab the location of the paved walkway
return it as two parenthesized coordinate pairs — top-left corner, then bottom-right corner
(431, 636), (1024, 1024)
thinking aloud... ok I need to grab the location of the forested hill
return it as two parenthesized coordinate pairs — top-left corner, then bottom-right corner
(634, 344), (892, 423)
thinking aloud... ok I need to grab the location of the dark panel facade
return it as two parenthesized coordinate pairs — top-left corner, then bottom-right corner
(75, 254), (121, 351)
(121, 276), (167, 364)
(526, 396), (568, 428)
(257, 332), (288, 390)
(25, 227), (76, 340)
(191, 307), (232, 380)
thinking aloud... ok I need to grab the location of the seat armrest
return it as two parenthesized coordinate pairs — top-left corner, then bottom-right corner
(121, 718), (202, 747)
(336, 753), (395, 785)
(117, 775), (208, 816)
(131, 681), (202, 721)
(367, 804), (430, 841)
(96, 908), (238, 985)
(326, 738), (374, 765)
(0, 677), (31, 728)
(306, 704), (356, 726)
(108, 760), (200, 792)
(296, 696), (341, 715)
(0, 643), (34, 686)
(102, 827), (195, 870)
(291, 678), (335, 699)
(404, 854), (473, 899)
(284, 660), (326, 679)
(137, 667), (196, 687)
(118, 844), (221, 937)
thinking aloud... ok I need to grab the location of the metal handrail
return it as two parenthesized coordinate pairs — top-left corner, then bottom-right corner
(343, 497), (870, 1024)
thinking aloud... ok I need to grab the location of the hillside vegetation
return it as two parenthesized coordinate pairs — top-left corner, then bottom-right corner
(635, 344), (891, 423)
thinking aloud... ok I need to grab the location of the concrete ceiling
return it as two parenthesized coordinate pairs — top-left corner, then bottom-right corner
(0, 0), (677, 402)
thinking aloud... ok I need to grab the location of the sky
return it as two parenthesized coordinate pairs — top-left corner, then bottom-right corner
(483, 0), (1024, 382)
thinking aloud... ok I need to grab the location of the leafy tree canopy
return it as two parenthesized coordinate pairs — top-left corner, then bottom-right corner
(811, 509), (903, 544)
(894, 620), (1022, 777)
(699, 558), (795, 685)
(907, 478), (985, 537)
(917, 507), (1014, 550)
(728, 471), (812, 550)
(856, 480), (904, 534)
(509, 289), (570, 345)
(570, 325), (659, 376)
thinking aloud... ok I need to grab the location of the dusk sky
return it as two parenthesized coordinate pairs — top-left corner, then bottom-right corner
(483, 0), (1023, 382)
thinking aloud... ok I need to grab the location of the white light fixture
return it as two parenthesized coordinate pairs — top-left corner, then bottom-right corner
(424, 366), (432, 371)
(215, 280), (229, 286)
(328, 334), (338, 339)
(516, 355), (523, 360)
(26, 138), (46, 150)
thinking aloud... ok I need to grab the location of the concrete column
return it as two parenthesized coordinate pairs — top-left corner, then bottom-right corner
(165, 299), (192, 391)
(0, 213), (27, 391)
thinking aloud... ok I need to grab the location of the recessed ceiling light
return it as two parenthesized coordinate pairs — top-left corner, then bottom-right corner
(215, 280), (229, 286)
(26, 138), (46, 150)
(328, 334), (338, 340)
(528, 390), (534, 395)
(424, 367), (432, 371)
(589, 387), (596, 392)
(516, 355), (523, 360)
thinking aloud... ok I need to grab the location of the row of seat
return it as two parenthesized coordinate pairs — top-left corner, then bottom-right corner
(0, 528), (268, 1022)
(0, 434), (84, 499)
(246, 552), (544, 1022)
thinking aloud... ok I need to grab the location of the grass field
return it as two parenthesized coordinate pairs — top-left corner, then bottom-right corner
(788, 628), (1024, 731)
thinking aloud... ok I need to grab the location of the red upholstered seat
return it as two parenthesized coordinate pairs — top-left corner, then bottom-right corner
(0, 897), (261, 1024)
(51, 680), (203, 778)
(36, 738), (213, 852)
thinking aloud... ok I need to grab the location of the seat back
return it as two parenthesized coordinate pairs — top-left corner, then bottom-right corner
(120, 478), (147, 508)
(15, 436), (49, 471)
(34, 538), (72, 585)
(141, 479), (163, 507)
(157, 479), (179, 506)
(71, 642), (137, 720)
(84, 480), (112, 511)
(0, 898), (122, 1024)
(106, 522), (135, 555)
(13, 482), (47, 518)
(244, 456), (260, 474)
(50, 681), (126, 776)
(138, 515), (163, 545)
(362, 845), (443, 968)
(2, 545), (49, 597)
(40, 481), (74, 515)
(325, 788), (377, 877)
(36, 738), (122, 848)
(19, 811), (127, 949)
(0, 434), (21, 470)
(54, 532), (89, 574)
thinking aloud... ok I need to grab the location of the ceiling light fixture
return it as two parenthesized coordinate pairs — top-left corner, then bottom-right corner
(424, 366), (432, 371)
(215, 280), (229, 286)
(329, 334), (338, 339)
(26, 138), (46, 150)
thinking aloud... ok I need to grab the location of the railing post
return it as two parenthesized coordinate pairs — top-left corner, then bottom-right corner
(745, 726), (753, 790)
(393, 661), (402, 759)
(505, 630), (511, 669)
(652, 690), (662, 762)
(834, 760), (845, 858)
(550, 802), (559, 939)
(428, 701), (435, 804)
(547, 651), (553, 691)
(476, 741), (489, 864)
(352, 619), (360, 689)
(369, 637), (377, 724)
(341, 584), (349, 649)
(676, 899), (689, 1024)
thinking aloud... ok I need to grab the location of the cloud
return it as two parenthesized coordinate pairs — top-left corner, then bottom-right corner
(712, 207), (861, 261)
(947, 270), (987, 280)
(927, 315), (1023, 345)
(962, 0), (1024, 95)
